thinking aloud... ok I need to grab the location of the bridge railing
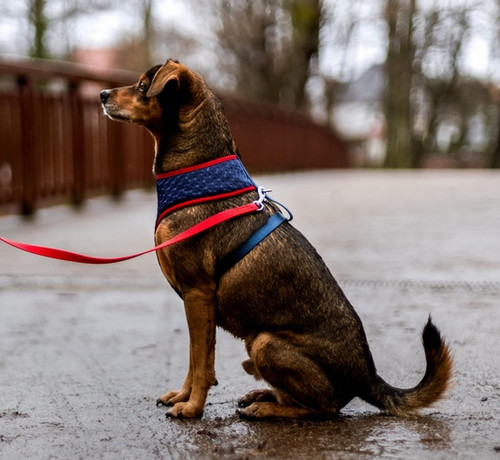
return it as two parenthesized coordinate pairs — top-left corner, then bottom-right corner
(0, 58), (348, 216)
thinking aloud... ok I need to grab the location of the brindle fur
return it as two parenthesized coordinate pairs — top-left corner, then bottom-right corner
(100, 60), (453, 420)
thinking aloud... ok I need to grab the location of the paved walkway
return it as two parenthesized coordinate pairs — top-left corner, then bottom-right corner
(1, 170), (499, 459)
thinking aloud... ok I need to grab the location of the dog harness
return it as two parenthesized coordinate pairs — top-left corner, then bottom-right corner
(0, 154), (291, 270)
(155, 154), (257, 229)
(155, 154), (290, 277)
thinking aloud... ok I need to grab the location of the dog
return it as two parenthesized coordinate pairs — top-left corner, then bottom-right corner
(100, 59), (453, 420)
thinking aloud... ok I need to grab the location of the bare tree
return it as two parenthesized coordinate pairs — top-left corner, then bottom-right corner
(382, 0), (498, 167)
(413, 2), (494, 166)
(384, 0), (416, 167)
(28, 0), (50, 58)
(488, 0), (500, 167)
(141, 0), (155, 69)
(212, 0), (321, 110)
(1, 0), (112, 59)
(288, 0), (322, 108)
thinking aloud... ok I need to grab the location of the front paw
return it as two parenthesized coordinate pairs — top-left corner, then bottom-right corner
(166, 402), (204, 419)
(156, 389), (191, 407)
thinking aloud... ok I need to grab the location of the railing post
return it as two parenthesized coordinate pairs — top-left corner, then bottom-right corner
(69, 80), (85, 207)
(17, 75), (36, 216)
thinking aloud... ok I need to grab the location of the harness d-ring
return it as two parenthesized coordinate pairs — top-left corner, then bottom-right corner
(253, 186), (272, 211)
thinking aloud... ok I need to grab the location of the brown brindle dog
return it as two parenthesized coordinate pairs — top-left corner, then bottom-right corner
(100, 59), (453, 420)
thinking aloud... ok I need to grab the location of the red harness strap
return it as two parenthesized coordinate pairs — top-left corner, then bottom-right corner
(0, 202), (260, 265)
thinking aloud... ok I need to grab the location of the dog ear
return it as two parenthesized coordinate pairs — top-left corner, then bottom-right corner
(147, 63), (181, 98)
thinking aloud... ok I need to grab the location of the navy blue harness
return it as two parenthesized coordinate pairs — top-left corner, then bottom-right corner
(155, 155), (257, 227)
(155, 155), (291, 277)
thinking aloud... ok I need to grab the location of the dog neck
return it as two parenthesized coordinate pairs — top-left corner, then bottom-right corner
(149, 90), (237, 175)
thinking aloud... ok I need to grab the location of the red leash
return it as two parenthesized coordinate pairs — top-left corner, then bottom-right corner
(0, 202), (260, 265)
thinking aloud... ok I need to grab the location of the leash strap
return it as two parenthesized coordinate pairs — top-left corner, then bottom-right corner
(0, 202), (260, 265)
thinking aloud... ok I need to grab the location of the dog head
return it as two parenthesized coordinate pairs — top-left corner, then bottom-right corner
(101, 59), (236, 171)
(100, 59), (204, 127)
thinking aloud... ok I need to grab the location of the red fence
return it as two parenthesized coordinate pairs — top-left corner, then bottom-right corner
(0, 58), (348, 216)
(222, 96), (349, 171)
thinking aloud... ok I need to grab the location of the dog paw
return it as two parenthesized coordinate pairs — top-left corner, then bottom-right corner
(166, 402), (203, 419)
(156, 398), (172, 407)
(156, 389), (191, 407)
(238, 402), (315, 420)
(238, 402), (271, 419)
(238, 389), (277, 407)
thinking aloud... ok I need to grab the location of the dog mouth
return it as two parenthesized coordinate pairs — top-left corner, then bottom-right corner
(101, 106), (131, 122)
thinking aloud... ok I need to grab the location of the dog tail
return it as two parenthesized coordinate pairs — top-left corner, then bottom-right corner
(363, 316), (453, 415)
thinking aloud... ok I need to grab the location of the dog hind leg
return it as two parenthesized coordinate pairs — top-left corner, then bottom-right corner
(239, 332), (339, 419)
(238, 359), (279, 406)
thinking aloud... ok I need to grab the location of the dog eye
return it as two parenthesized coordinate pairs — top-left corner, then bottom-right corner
(138, 81), (148, 93)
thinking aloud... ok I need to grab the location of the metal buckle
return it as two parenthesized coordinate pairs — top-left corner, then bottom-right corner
(253, 186), (272, 211)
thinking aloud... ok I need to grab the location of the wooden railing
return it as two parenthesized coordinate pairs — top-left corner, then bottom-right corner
(0, 58), (348, 216)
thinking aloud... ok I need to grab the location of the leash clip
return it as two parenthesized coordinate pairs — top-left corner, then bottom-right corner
(253, 186), (272, 211)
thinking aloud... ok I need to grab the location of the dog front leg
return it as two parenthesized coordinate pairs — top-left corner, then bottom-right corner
(156, 344), (194, 407)
(166, 288), (217, 419)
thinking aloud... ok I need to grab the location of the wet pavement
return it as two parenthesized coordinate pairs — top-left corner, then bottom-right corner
(1, 170), (499, 459)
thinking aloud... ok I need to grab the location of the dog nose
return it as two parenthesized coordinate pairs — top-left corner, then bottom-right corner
(100, 90), (111, 104)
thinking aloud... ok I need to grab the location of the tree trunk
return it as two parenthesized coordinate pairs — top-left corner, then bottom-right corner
(28, 0), (50, 59)
(491, 115), (500, 168)
(141, 0), (155, 69)
(384, 0), (416, 168)
(288, 0), (321, 110)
